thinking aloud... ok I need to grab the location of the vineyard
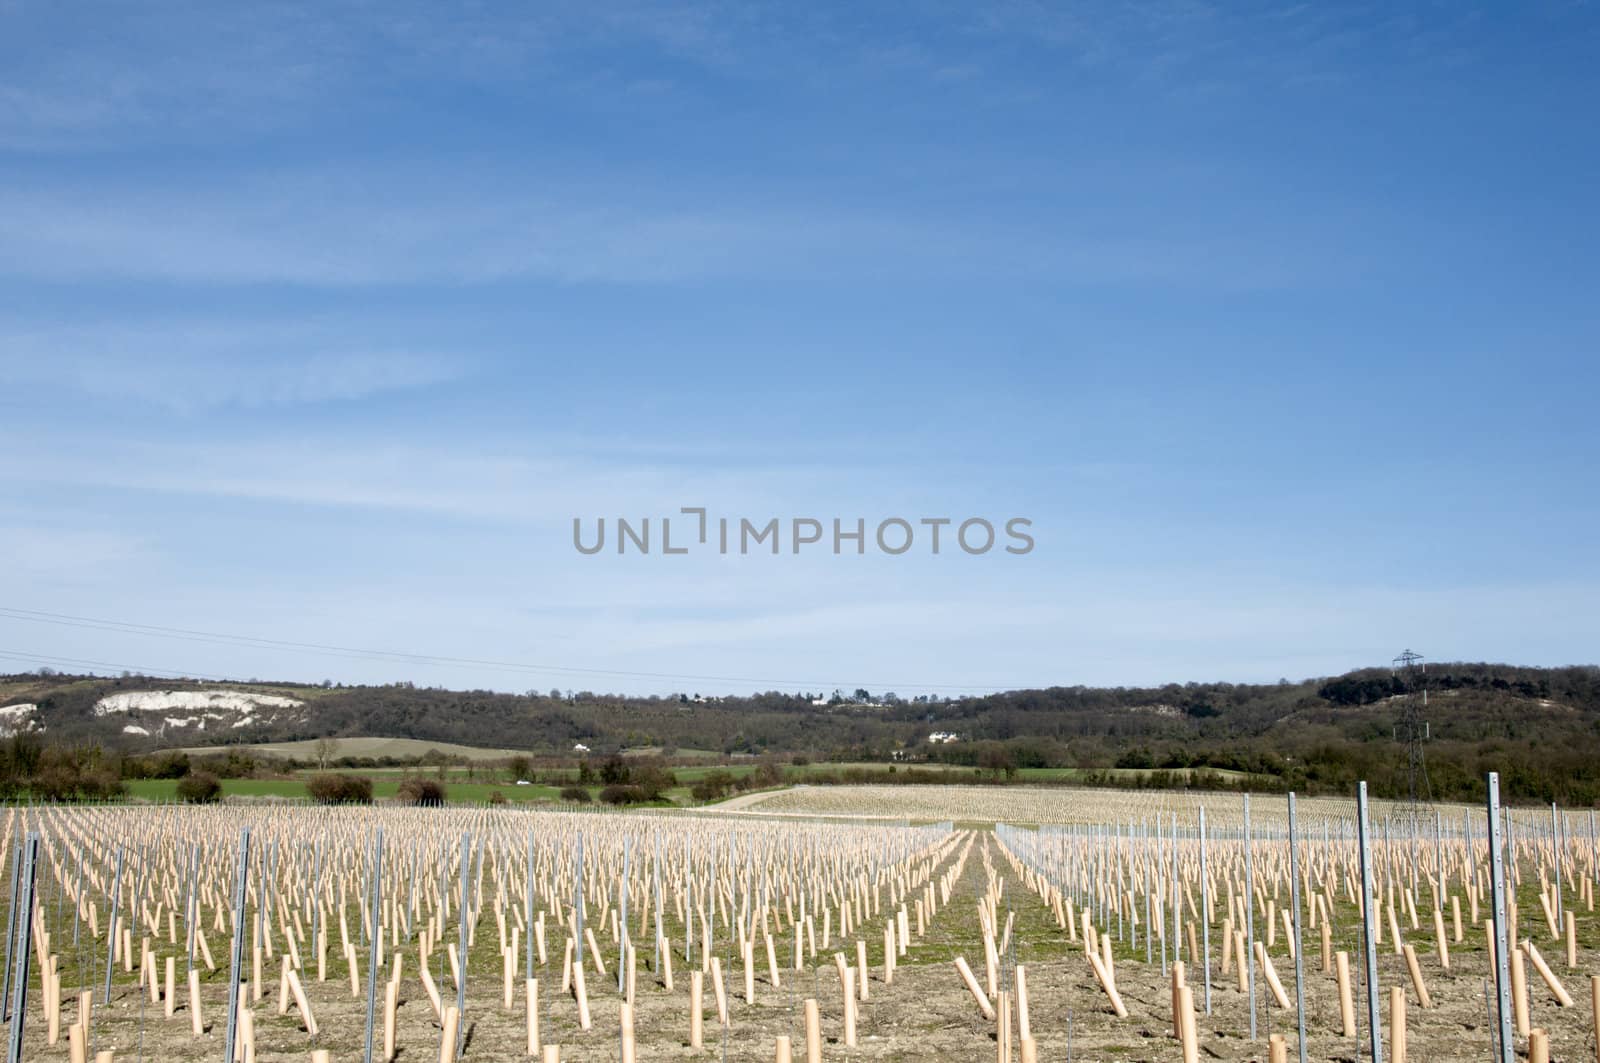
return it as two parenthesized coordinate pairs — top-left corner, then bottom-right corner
(0, 780), (1594, 1061)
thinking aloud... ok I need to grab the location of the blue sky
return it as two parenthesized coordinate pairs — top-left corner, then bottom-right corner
(2, 1), (1596, 696)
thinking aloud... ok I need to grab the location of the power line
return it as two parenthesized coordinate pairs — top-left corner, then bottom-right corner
(0, 648), (246, 684)
(0, 605), (1009, 694)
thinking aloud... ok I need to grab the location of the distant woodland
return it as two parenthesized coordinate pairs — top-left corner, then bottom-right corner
(2, 662), (1598, 804)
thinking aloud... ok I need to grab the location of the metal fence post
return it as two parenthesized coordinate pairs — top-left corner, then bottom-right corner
(1487, 774), (1514, 1063)
(364, 828), (384, 1063)
(1289, 793), (1307, 1063)
(223, 827), (252, 1063)
(5, 834), (39, 1063)
(1245, 793), (1258, 1041)
(1199, 805), (1211, 1014)
(1356, 782), (1382, 1063)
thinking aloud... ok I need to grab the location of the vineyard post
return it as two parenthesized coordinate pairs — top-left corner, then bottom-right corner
(1159, 815), (1169, 977)
(652, 831), (664, 977)
(5, 833), (39, 1063)
(1144, 822), (1153, 965)
(1551, 804), (1563, 924)
(1, 829), (20, 1021)
(619, 837), (630, 992)
(574, 832), (585, 957)
(364, 828), (384, 1063)
(455, 832), (471, 1058)
(1487, 773), (1514, 1063)
(186, 841), (200, 973)
(1245, 794), (1258, 1042)
(223, 826), (252, 1063)
(1357, 782), (1382, 1063)
(1199, 806), (1211, 1015)
(100, 845), (123, 1005)
(1589, 810), (1597, 894)
(1289, 792), (1307, 1063)
(1433, 812), (1444, 914)
(310, 836), (324, 972)
(1170, 813), (1179, 970)
(526, 830), (536, 981)
(71, 839), (84, 949)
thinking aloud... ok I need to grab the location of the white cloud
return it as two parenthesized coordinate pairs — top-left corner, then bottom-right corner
(0, 179), (830, 286)
(0, 170), (1341, 292)
(0, 323), (465, 410)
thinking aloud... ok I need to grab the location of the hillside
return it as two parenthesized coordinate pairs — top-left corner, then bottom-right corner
(2, 662), (1597, 803)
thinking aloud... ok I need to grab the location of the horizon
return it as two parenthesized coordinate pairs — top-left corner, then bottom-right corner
(4, 2), (1597, 695)
(6, 643), (1594, 704)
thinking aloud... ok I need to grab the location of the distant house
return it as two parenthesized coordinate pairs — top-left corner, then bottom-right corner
(810, 698), (830, 706)
(928, 731), (961, 744)
(573, 743), (590, 753)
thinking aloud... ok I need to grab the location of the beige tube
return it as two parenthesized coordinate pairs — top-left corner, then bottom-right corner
(1088, 950), (1129, 1018)
(1529, 1027), (1549, 1063)
(1336, 951), (1356, 1037)
(804, 998), (822, 1063)
(1511, 946), (1531, 1037)
(384, 980), (399, 1061)
(1401, 944), (1432, 1008)
(189, 968), (205, 1037)
(439, 1006), (459, 1063)
(1526, 939), (1575, 1007)
(1015, 964), (1031, 1042)
(1179, 985), (1200, 1063)
(841, 964), (858, 1047)
(1590, 976), (1600, 1063)
(954, 956), (997, 1020)
(525, 978), (539, 1055)
(286, 966), (315, 1036)
(1253, 941), (1291, 1009)
(1390, 986), (1406, 1063)
(619, 1002), (635, 1063)
(689, 970), (704, 1049)
(573, 960), (592, 1031)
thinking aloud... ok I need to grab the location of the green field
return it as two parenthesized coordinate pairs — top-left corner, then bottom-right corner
(122, 745), (1266, 807)
(123, 777), (573, 804)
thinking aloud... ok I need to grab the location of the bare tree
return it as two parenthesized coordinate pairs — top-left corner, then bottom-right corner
(315, 736), (339, 770)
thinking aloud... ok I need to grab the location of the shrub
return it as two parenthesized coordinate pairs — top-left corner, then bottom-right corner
(599, 783), (645, 805)
(632, 764), (677, 800)
(488, 790), (507, 805)
(305, 773), (373, 805)
(82, 770), (127, 801)
(396, 776), (446, 807)
(689, 769), (736, 802)
(559, 785), (591, 803)
(175, 771), (222, 804)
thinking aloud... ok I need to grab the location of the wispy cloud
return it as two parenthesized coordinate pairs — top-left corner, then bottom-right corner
(0, 321), (467, 410)
(0, 432), (835, 524)
(0, 172), (1346, 292)
(0, 180), (824, 286)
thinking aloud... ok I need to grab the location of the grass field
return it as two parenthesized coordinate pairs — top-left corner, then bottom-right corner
(123, 776), (574, 803)
(129, 743), (1269, 810)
